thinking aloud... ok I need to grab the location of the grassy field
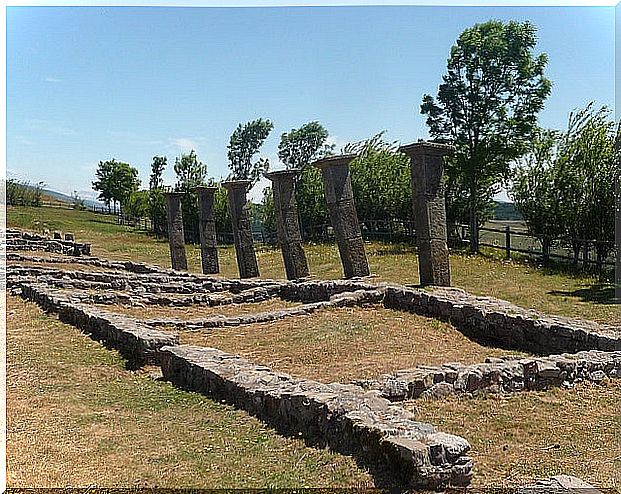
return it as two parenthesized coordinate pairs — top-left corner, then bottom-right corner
(7, 296), (376, 488)
(180, 306), (527, 383)
(412, 382), (621, 487)
(8, 205), (619, 324)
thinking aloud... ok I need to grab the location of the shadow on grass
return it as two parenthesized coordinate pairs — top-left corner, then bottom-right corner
(548, 284), (618, 305)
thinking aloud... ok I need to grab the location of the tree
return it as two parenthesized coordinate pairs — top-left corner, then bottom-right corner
(421, 20), (552, 252)
(278, 121), (334, 170)
(511, 103), (619, 268)
(173, 150), (208, 243)
(149, 156), (167, 190)
(92, 159), (140, 213)
(148, 156), (168, 236)
(227, 118), (274, 186)
(174, 150), (207, 192)
(345, 132), (412, 225)
(277, 121), (334, 238)
(124, 190), (150, 218)
(511, 128), (562, 258)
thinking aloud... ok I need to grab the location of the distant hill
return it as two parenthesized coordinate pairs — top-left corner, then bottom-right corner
(39, 188), (104, 209)
(494, 201), (523, 221)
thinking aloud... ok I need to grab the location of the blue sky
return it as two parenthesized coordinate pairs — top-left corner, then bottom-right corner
(6, 4), (615, 202)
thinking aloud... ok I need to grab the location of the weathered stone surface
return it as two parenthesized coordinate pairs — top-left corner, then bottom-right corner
(195, 186), (220, 275)
(383, 285), (621, 354)
(160, 345), (473, 489)
(365, 350), (621, 401)
(399, 141), (453, 287)
(265, 170), (309, 280)
(223, 180), (260, 278)
(517, 475), (603, 493)
(164, 192), (188, 271)
(7, 233), (91, 256)
(314, 155), (370, 279)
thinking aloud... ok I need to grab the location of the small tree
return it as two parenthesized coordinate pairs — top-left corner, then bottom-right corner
(278, 121), (333, 170)
(174, 150), (207, 192)
(421, 19), (552, 252)
(227, 118), (273, 186)
(92, 159), (140, 213)
(173, 150), (208, 243)
(148, 156), (168, 236)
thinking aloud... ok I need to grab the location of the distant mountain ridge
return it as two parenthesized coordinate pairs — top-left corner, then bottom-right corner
(40, 188), (104, 209)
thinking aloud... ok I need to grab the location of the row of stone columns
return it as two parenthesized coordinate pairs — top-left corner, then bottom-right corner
(164, 140), (453, 286)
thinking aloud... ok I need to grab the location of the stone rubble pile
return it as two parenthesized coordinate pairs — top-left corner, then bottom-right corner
(160, 345), (474, 489)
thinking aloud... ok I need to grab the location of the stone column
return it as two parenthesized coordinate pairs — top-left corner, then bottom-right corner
(264, 169), (309, 280)
(399, 141), (454, 286)
(164, 191), (188, 271)
(223, 180), (260, 278)
(195, 186), (220, 275)
(313, 155), (370, 278)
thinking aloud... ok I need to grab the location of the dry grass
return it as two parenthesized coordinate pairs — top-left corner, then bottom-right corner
(8, 206), (619, 325)
(103, 298), (299, 320)
(409, 381), (621, 488)
(180, 306), (527, 383)
(6, 296), (375, 488)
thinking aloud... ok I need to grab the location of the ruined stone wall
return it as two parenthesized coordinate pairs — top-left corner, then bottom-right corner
(383, 285), (621, 354)
(362, 350), (621, 401)
(160, 345), (474, 489)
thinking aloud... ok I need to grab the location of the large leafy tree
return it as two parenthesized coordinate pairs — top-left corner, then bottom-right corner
(227, 118), (274, 186)
(421, 19), (552, 252)
(92, 159), (140, 213)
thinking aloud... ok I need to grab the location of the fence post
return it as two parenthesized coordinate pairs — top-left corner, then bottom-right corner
(505, 225), (511, 260)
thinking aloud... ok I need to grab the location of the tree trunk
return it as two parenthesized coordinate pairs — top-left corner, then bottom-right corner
(468, 181), (479, 253)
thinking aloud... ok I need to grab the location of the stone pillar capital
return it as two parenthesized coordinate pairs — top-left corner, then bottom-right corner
(398, 141), (454, 158)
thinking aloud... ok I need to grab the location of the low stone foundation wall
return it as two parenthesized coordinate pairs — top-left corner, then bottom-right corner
(7, 232), (92, 256)
(361, 350), (621, 401)
(17, 283), (178, 366)
(160, 345), (474, 489)
(383, 285), (621, 354)
(144, 289), (384, 329)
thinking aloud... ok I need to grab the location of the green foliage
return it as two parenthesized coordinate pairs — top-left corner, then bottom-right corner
(92, 159), (140, 213)
(347, 132), (412, 223)
(260, 186), (277, 239)
(278, 121), (334, 170)
(227, 118), (273, 186)
(174, 150), (207, 192)
(421, 19), (552, 251)
(149, 156), (167, 190)
(148, 156), (168, 235)
(511, 103), (619, 262)
(124, 190), (151, 218)
(6, 179), (45, 207)
(173, 150), (208, 242)
(213, 185), (232, 237)
(296, 166), (329, 237)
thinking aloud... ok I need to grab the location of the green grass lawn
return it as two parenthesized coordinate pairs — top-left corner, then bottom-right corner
(9, 205), (618, 324)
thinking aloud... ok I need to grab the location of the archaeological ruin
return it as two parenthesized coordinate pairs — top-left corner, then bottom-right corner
(6, 226), (620, 490)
